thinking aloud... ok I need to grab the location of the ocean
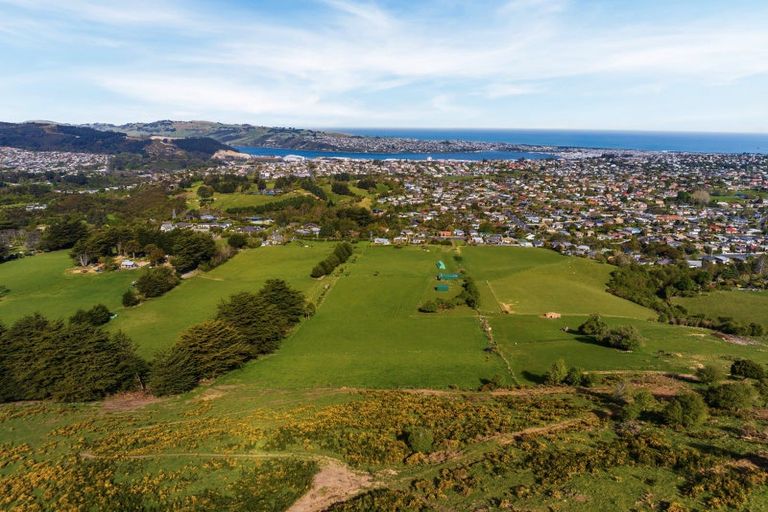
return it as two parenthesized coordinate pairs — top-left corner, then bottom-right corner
(237, 128), (768, 161)
(338, 128), (768, 154)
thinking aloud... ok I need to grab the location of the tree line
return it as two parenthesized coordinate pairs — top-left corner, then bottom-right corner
(0, 279), (309, 403)
(607, 263), (765, 336)
(150, 279), (309, 395)
(310, 242), (354, 278)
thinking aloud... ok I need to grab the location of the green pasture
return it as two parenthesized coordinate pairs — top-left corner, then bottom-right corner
(229, 245), (507, 389)
(461, 246), (653, 319)
(674, 289), (768, 327)
(111, 242), (333, 357)
(491, 314), (768, 384)
(0, 251), (136, 323)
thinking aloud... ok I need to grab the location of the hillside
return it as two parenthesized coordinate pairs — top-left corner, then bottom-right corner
(2, 243), (768, 510)
(0, 122), (232, 169)
(86, 120), (350, 149)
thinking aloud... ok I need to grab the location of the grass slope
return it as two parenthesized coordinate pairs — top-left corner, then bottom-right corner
(674, 289), (768, 327)
(228, 245), (506, 389)
(0, 251), (136, 323)
(111, 243), (332, 357)
(461, 246), (652, 318)
(491, 314), (768, 384)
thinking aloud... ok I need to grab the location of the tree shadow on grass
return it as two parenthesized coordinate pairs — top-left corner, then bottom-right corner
(689, 442), (768, 470)
(573, 334), (605, 347)
(520, 370), (546, 385)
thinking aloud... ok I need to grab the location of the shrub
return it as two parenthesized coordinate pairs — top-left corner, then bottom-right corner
(662, 393), (708, 428)
(418, 300), (438, 313)
(227, 233), (248, 249)
(619, 389), (656, 421)
(135, 267), (179, 298)
(564, 366), (587, 386)
(599, 325), (643, 351)
(545, 359), (569, 385)
(196, 185), (214, 198)
(730, 359), (765, 380)
(579, 313), (607, 337)
(69, 304), (112, 326)
(695, 364), (724, 384)
(122, 290), (140, 307)
(705, 382), (756, 412)
(404, 427), (434, 453)
(458, 277), (480, 309)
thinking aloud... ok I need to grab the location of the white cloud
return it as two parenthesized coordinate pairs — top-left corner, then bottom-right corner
(2, 0), (767, 129)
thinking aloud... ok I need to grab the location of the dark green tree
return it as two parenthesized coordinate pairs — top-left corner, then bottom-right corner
(135, 267), (179, 298)
(40, 216), (88, 251)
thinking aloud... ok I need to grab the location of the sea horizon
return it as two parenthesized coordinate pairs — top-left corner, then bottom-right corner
(319, 128), (768, 154)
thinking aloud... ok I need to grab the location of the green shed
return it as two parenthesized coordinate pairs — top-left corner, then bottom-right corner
(436, 260), (447, 270)
(435, 284), (450, 292)
(438, 273), (459, 280)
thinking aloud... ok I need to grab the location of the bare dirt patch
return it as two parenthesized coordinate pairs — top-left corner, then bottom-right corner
(101, 392), (160, 413)
(287, 459), (374, 512)
(714, 332), (758, 346)
(593, 372), (689, 397)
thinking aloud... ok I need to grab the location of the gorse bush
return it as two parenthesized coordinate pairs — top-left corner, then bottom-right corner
(705, 382), (756, 412)
(122, 289), (140, 307)
(730, 359), (765, 380)
(600, 325), (643, 351)
(662, 393), (708, 428)
(578, 314), (643, 351)
(579, 313), (608, 337)
(405, 426), (434, 453)
(696, 364), (724, 384)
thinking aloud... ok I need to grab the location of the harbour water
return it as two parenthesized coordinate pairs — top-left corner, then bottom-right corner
(235, 146), (554, 161)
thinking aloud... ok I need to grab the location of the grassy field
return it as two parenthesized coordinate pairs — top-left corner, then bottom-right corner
(3, 245), (768, 510)
(228, 244), (507, 389)
(0, 251), (137, 323)
(185, 183), (305, 211)
(111, 242), (333, 357)
(491, 314), (768, 384)
(5, 245), (764, 384)
(461, 246), (652, 318)
(674, 289), (768, 327)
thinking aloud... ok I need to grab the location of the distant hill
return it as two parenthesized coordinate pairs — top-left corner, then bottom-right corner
(0, 122), (148, 154)
(0, 122), (232, 170)
(85, 120), (349, 150)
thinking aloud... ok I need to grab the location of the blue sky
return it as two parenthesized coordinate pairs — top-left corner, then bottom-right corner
(1, 0), (767, 132)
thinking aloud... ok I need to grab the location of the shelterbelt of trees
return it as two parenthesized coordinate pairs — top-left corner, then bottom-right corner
(0, 279), (309, 403)
(607, 260), (767, 336)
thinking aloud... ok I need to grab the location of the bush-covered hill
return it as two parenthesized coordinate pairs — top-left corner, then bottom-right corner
(0, 122), (232, 169)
